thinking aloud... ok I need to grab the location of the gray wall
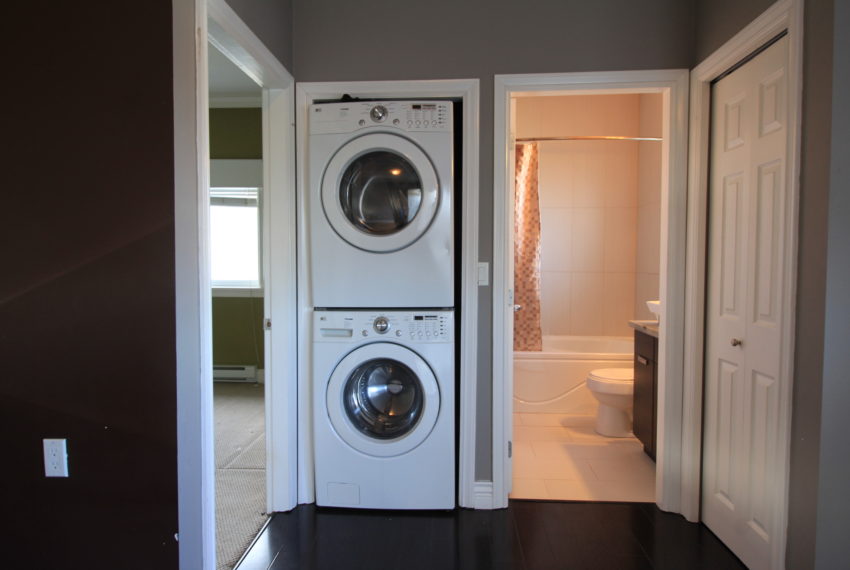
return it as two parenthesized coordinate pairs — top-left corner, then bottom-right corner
(694, 0), (836, 567)
(694, 0), (775, 61)
(293, 0), (696, 479)
(226, 0), (293, 70)
(815, 0), (849, 567)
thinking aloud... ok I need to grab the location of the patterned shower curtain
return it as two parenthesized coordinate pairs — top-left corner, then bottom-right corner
(513, 143), (543, 351)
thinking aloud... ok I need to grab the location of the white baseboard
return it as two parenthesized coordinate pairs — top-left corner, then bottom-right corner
(471, 481), (495, 510)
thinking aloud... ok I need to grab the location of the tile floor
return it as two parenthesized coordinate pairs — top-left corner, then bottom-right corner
(510, 413), (656, 502)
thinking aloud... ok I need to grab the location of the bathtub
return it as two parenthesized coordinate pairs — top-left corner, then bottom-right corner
(513, 335), (633, 414)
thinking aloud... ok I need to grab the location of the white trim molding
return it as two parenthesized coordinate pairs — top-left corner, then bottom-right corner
(295, 79), (480, 508)
(493, 70), (690, 514)
(175, 0), (296, 567)
(174, 0), (214, 567)
(206, 0), (297, 516)
(684, 0), (802, 563)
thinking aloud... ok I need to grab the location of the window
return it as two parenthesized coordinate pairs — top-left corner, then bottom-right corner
(210, 186), (261, 290)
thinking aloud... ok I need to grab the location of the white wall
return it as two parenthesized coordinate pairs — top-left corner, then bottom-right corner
(516, 95), (642, 338)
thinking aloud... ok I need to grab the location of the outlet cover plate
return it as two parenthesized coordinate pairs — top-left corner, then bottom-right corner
(43, 438), (69, 477)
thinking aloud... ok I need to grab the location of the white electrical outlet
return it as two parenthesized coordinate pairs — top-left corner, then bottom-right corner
(43, 438), (69, 477)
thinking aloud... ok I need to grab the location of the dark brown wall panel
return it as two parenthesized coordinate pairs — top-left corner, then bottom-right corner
(1, 2), (178, 568)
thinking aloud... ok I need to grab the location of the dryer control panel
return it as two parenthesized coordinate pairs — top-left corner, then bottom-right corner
(314, 310), (454, 343)
(310, 100), (452, 135)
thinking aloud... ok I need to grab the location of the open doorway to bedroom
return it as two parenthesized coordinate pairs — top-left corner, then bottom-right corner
(207, 41), (267, 569)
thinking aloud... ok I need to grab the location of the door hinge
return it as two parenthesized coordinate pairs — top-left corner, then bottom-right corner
(508, 440), (512, 458)
(264, 318), (272, 330)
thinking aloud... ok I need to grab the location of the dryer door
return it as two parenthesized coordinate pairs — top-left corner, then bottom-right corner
(326, 342), (440, 457)
(321, 133), (440, 252)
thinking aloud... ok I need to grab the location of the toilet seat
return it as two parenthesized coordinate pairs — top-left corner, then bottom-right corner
(586, 368), (634, 395)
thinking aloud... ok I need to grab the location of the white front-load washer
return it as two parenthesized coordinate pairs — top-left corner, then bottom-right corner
(308, 100), (453, 308)
(312, 309), (455, 509)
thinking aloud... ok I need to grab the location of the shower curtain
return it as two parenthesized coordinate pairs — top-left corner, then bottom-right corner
(513, 143), (543, 351)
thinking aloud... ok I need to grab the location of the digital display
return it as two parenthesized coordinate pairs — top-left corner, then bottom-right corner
(414, 316), (423, 321)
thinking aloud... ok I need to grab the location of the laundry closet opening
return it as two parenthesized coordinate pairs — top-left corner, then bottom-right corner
(509, 93), (664, 502)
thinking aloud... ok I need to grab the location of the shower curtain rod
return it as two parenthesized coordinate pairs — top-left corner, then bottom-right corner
(516, 135), (662, 142)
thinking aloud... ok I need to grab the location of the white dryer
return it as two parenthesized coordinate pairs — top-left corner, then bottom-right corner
(308, 101), (454, 308)
(313, 309), (455, 509)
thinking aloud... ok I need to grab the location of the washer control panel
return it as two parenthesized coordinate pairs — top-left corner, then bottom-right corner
(310, 100), (452, 135)
(314, 310), (454, 343)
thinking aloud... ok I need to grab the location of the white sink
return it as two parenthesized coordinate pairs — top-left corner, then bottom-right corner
(646, 300), (662, 320)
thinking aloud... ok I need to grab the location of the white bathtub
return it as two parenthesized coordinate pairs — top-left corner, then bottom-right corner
(513, 335), (633, 414)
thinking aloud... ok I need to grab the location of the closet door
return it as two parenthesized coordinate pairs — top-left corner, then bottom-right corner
(702, 35), (788, 570)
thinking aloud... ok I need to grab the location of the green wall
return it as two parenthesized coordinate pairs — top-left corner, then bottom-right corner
(209, 108), (263, 159)
(210, 107), (265, 370)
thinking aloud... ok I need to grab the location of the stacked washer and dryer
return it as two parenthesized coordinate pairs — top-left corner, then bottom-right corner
(308, 101), (456, 509)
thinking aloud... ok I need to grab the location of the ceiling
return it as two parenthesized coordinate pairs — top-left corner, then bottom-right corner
(208, 43), (261, 106)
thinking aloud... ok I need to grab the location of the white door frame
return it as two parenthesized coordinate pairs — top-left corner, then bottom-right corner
(173, 0), (296, 567)
(684, 0), (802, 563)
(492, 70), (690, 513)
(295, 80), (480, 508)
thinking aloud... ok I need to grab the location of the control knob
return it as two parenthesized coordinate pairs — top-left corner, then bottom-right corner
(373, 316), (390, 334)
(370, 105), (388, 122)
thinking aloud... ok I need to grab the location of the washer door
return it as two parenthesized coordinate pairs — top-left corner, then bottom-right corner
(326, 343), (440, 457)
(321, 133), (440, 252)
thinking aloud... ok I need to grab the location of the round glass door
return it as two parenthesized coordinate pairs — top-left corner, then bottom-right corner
(339, 151), (423, 236)
(343, 358), (423, 439)
(326, 343), (440, 457)
(321, 133), (440, 253)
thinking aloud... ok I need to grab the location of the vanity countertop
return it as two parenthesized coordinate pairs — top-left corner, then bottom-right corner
(629, 320), (659, 338)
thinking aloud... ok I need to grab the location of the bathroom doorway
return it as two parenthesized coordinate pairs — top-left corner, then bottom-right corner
(509, 92), (662, 502)
(492, 71), (690, 512)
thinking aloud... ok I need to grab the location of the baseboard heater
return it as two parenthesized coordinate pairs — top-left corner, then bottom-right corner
(213, 364), (257, 382)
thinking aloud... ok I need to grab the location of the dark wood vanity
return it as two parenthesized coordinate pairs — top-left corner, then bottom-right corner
(629, 321), (658, 461)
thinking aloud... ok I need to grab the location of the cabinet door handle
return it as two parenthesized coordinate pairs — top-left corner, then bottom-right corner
(637, 355), (648, 365)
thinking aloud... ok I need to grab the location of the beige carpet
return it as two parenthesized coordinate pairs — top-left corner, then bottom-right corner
(214, 382), (267, 570)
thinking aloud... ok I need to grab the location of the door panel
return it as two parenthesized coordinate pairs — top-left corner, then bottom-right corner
(703, 35), (788, 570)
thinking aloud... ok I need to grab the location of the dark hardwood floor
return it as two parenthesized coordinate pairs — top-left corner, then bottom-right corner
(235, 500), (746, 570)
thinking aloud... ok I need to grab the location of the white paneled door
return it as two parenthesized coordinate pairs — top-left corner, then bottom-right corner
(703, 35), (789, 570)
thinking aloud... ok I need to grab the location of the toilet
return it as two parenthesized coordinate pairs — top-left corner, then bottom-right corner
(585, 368), (635, 437)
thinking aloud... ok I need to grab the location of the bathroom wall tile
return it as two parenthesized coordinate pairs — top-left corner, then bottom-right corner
(639, 93), (664, 139)
(634, 272), (660, 321)
(573, 144), (607, 208)
(538, 145), (573, 209)
(540, 208), (572, 272)
(570, 208), (605, 272)
(638, 141), (662, 207)
(540, 270), (571, 336)
(604, 207), (637, 273)
(570, 272), (605, 336)
(603, 272), (636, 336)
(636, 203), (661, 274)
(605, 144), (639, 208)
(604, 94), (640, 137)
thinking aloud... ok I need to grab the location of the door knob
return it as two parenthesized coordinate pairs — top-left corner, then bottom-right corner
(513, 304), (522, 312)
(730, 338), (743, 347)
